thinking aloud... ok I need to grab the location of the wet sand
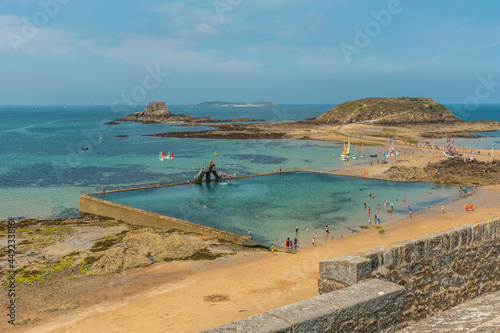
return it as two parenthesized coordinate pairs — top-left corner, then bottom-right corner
(15, 184), (499, 333)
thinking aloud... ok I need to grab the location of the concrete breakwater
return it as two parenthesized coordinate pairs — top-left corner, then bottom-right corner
(79, 194), (250, 244)
(204, 218), (499, 332)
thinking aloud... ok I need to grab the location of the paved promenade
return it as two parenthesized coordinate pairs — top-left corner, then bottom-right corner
(399, 291), (500, 332)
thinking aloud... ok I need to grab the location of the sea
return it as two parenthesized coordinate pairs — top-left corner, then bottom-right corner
(1, 103), (498, 244)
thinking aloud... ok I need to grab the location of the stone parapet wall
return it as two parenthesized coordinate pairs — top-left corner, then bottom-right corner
(319, 218), (500, 329)
(202, 279), (405, 333)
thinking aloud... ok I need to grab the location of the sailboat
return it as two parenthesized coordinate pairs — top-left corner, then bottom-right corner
(341, 141), (350, 161)
(159, 151), (174, 161)
(360, 141), (365, 158)
(352, 142), (359, 159)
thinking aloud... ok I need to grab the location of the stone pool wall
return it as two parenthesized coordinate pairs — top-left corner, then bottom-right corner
(203, 218), (499, 332)
(79, 194), (250, 244)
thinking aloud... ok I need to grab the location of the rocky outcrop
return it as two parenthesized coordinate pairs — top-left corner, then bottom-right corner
(384, 158), (500, 185)
(115, 101), (263, 124)
(87, 229), (206, 275)
(313, 97), (461, 125)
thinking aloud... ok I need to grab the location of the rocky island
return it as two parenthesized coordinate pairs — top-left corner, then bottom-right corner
(114, 101), (263, 124)
(149, 97), (500, 141)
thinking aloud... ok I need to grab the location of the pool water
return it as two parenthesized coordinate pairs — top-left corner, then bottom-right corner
(94, 172), (457, 246)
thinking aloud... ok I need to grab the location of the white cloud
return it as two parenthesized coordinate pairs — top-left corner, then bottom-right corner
(212, 60), (262, 72)
(0, 14), (24, 27)
(195, 23), (219, 36)
(0, 14), (75, 56)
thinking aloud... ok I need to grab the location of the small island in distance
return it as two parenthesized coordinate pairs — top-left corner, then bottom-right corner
(194, 101), (277, 107)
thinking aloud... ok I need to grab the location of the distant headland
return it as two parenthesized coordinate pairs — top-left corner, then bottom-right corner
(114, 101), (263, 124)
(195, 101), (277, 107)
(150, 96), (500, 140)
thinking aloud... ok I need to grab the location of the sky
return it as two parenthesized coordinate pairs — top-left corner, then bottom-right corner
(1, 0), (499, 105)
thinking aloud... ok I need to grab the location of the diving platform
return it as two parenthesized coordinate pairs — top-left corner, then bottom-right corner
(194, 159), (222, 183)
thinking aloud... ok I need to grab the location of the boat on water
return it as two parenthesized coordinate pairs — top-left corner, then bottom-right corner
(352, 142), (359, 159)
(159, 151), (174, 161)
(341, 141), (350, 161)
(443, 138), (455, 158)
(369, 154), (377, 158)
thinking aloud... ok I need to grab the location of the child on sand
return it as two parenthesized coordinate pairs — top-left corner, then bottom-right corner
(271, 244), (276, 255)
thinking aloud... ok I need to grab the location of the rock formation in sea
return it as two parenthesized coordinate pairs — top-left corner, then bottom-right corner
(114, 101), (262, 124)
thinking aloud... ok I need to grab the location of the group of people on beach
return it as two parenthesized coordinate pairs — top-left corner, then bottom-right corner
(282, 224), (331, 250)
(285, 237), (298, 250)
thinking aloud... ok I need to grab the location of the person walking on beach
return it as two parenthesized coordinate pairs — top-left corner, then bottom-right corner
(441, 203), (445, 213)
(408, 206), (412, 218)
(286, 238), (290, 249)
(271, 244), (276, 255)
(248, 229), (252, 240)
(293, 238), (298, 250)
(296, 226), (299, 234)
(312, 238), (315, 246)
(315, 232), (318, 239)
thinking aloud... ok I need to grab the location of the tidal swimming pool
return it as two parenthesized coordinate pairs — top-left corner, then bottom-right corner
(93, 172), (457, 246)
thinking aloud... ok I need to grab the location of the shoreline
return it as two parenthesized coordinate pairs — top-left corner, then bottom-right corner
(2, 109), (499, 332)
(3, 184), (499, 333)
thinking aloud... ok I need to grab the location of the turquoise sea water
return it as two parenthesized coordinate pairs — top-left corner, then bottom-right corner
(94, 172), (457, 245)
(0, 103), (498, 225)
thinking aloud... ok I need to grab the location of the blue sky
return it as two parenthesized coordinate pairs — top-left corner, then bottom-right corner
(1, 0), (499, 105)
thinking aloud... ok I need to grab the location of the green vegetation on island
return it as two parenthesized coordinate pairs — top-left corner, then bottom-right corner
(313, 97), (457, 125)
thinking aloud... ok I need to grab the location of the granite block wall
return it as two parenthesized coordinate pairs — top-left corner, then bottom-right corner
(319, 218), (500, 328)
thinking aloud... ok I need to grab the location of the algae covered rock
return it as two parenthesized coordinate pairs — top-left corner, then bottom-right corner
(87, 247), (125, 276)
(86, 229), (209, 275)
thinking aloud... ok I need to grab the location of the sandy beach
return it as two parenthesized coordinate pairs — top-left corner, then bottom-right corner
(3, 179), (496, 333)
